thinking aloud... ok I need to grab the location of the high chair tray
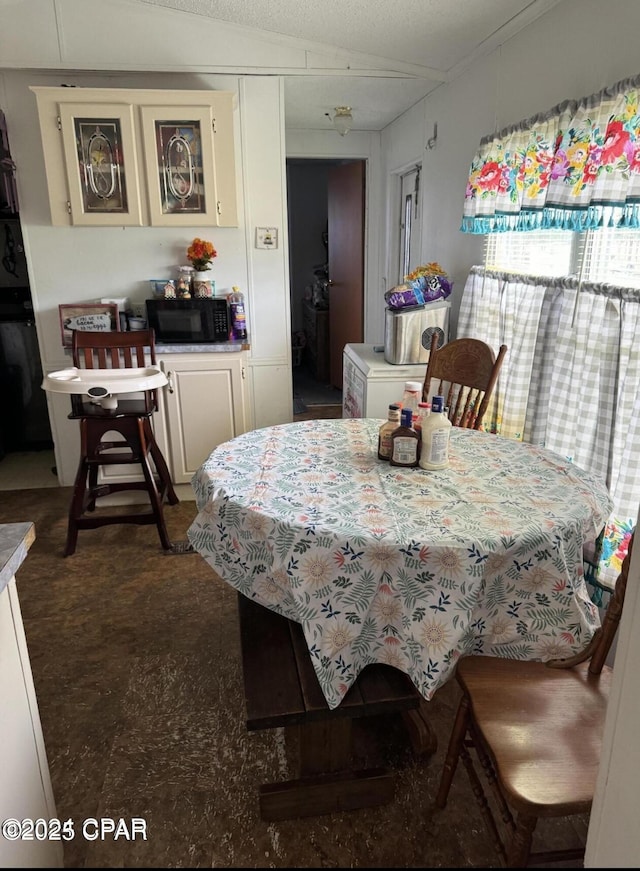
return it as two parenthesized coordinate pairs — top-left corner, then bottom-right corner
(42, 366), (167, 396)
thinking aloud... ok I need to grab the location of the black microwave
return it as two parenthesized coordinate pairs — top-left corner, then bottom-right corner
(146, 298), (230, 344)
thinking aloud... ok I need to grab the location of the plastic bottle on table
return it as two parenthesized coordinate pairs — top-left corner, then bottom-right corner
(412, 401), (431, 433)
(377, 404), (401, 461)
(412, 401), (430, 458)
(401, 381), (422, 416)
(419, 395), (452, 470)
(228, 285), (248, 340)
(390, 407), (420, 468)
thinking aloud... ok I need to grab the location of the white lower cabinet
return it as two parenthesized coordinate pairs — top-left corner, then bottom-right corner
(0, 575), (63, 868)
(158, 352), (248, 484)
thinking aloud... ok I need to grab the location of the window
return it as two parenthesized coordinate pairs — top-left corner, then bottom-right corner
(397, 165), (421, 283)
(582, 228), (640, 288)
(485, 228), (640, 289)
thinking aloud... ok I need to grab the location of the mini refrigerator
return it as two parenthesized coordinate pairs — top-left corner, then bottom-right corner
(342, 344), (430, 419)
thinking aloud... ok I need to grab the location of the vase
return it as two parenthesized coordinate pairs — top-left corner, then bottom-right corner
(192, 270), (215, 298)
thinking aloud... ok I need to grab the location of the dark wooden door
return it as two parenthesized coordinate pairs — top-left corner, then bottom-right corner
(328, 162), (365, 390)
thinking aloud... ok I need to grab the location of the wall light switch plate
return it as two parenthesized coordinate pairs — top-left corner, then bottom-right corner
(256, 227), (278, 249)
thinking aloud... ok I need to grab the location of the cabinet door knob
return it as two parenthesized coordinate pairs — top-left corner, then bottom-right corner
(166, 371), (174, 393)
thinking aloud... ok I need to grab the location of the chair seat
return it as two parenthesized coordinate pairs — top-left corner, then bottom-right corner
(457, 655), (612, 814)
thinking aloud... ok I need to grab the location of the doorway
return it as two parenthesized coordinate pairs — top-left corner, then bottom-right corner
(286, 158), (365, 415)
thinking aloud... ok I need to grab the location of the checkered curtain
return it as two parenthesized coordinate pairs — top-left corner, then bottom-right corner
(458, 266), (639, 587)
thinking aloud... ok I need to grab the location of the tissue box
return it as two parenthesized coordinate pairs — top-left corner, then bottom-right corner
(100, 297), (130, 311)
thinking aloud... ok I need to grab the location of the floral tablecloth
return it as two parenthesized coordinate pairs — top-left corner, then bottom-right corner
(188, 419), (613, 709)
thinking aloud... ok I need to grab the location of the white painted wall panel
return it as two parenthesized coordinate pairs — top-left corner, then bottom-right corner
(249, 363), (291, 427)
(0, 0), (61, 68)
(239, 76), (290, 363)
(496, 0), (640, 132)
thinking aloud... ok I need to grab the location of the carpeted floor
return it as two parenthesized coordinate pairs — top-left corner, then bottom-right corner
(0, 488), (588, 868)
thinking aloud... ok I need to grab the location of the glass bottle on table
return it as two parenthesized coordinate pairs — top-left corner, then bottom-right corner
(390, 407), (420, 468)
(377, 403), (401, 461)
(419, 395), (452, 470)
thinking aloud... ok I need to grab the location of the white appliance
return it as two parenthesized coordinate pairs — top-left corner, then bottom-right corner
(343, 343), (430, 419)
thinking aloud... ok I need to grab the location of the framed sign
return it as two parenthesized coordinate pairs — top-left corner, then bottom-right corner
(59, 103), (143, 226)
(140, 105), (218, 226)
(59, 303), (120, 349)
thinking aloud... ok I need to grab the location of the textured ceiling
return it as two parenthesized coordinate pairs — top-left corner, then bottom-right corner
(134, 0), (564, 130)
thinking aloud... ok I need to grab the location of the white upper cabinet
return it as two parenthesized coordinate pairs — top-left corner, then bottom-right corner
(30, 86), (239, 228)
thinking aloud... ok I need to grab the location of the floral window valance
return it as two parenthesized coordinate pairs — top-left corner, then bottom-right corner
(462, 72), (640, 233)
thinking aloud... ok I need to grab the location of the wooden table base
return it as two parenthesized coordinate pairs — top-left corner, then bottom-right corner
(401, 700), (439, 757)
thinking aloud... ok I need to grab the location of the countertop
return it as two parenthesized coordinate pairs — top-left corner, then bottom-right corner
(0, 522), (35, 596)
(155, 340), (250, 353)
(62, 340), (250, 357)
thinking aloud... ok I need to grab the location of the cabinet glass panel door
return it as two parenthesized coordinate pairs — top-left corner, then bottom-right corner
(141, 105), (218, 226)
(59, 103), (143, 226)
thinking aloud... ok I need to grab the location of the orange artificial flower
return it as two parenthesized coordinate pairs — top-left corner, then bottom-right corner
(187, 237), (217, 271)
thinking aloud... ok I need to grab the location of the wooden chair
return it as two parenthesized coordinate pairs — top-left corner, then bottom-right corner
(422, 332), (508, 429)
(435, 532), (634, 867)
(64, 329), (178, 556)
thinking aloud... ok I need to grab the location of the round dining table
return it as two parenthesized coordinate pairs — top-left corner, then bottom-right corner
(188, 418), (612, 710)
